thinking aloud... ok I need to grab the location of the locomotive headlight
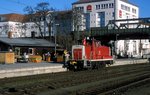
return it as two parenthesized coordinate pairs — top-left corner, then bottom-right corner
(70, 61), (77, 65)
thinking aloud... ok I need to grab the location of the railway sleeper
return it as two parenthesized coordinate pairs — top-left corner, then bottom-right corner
(76, 72), (150, 95)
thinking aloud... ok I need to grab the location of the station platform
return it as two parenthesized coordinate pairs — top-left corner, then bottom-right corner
(113, 58), (148, 66)
(0, 59), (148, 79)
(0, 62), (67, 79)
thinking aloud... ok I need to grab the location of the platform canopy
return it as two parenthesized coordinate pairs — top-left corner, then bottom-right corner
(0, 37), (57, 48)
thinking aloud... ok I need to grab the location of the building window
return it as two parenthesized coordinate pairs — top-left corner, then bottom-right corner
(109, 4), (111, 8)
(97, 21), (100, 25)
(109, 3), (114, 8)
(112, 3), (114, 8)
(101, 4), (104, 9)
(132, 8), (136, 14)
(127, 7), (130, 12)
(113, 12), (115, 17)
(105, 4), (108, 9)
(96, 5), (98, 9)
(121, 4), (124, 10)
(81, 7), (84, 10)
(96, 5), (100, 10)
(121, 4), (130, 12)
(104, 4), (106, 9)
(125, 6), (127, 11)
(75, 6), (84, 12)
(98, 12), (105, 27)
(97, 3), (113, 9)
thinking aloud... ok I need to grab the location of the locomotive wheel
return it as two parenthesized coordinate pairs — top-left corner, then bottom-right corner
(98, 62), (106, 68)
(102, 62), (106, 68)
(91, 62), (96, 69)
(74, 65), (77, 71)
(96, 62), (101, 69)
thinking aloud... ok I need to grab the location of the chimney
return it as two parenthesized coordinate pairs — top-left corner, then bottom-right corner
(8, 31), (13, 38)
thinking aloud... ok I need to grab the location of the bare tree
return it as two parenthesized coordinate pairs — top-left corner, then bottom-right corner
(20, 23), (28, 37)
(24, 6), (43, 37)
(72, 7), (84, 44)
(56, 29), (72, 50)
(24, 2), (55, 39)
(54, 10), (73, 50)
(2, 24), (9, 35)
(46, 11), (57, 41)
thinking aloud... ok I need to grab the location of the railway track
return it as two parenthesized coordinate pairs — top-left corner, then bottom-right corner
(77, 71), (150, 95)
(0, 63), (149, 95)
(101, 77), (150, 95)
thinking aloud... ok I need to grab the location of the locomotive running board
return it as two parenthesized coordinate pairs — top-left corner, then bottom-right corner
(89, 59), (113, 62)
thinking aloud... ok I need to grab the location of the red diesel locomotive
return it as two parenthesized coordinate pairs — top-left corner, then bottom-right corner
(64, 37), (113, 70)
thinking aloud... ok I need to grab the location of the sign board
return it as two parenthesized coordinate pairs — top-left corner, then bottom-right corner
(119, 10), (122, 18)
(87, 5), (92, 12)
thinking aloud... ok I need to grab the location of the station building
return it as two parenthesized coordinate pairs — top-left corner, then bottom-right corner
(72, 0), (150, 57)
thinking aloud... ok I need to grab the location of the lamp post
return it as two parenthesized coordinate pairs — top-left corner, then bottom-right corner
(55, 24), (59, 55)
(114, 0), (116, 21)
(77, 25), (79, 44)
(115, 34), (119, 58)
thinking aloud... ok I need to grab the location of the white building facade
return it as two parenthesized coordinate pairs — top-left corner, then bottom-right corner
(0, 12), (72, 39)
(72, 0), (150, 57)
(0, 21), (42, 38)
(0, 14), (41, 38)
(0, 13), (51, 38)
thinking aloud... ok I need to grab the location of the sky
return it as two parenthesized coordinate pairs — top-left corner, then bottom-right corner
(0, 0), (149, 18)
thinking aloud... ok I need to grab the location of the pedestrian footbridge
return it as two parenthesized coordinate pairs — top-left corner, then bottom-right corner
(81, 18), (150, 42)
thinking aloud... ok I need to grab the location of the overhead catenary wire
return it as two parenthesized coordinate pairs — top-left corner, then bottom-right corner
(0, 0), (51, 14)
(0, 6), (19, 14)
(5, 0), (47, 6)
(5, 0), (28, 6)
(0, 0), (31, 14)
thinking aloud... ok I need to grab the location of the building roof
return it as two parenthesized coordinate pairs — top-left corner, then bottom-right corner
(72, 0), (137, 7)
(55, 10), (72, 19)
(0, 37), (57, 47)
(0, 13), (25, 22)
(120, 0), (138, 7)
(72, 0), (110, 5)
